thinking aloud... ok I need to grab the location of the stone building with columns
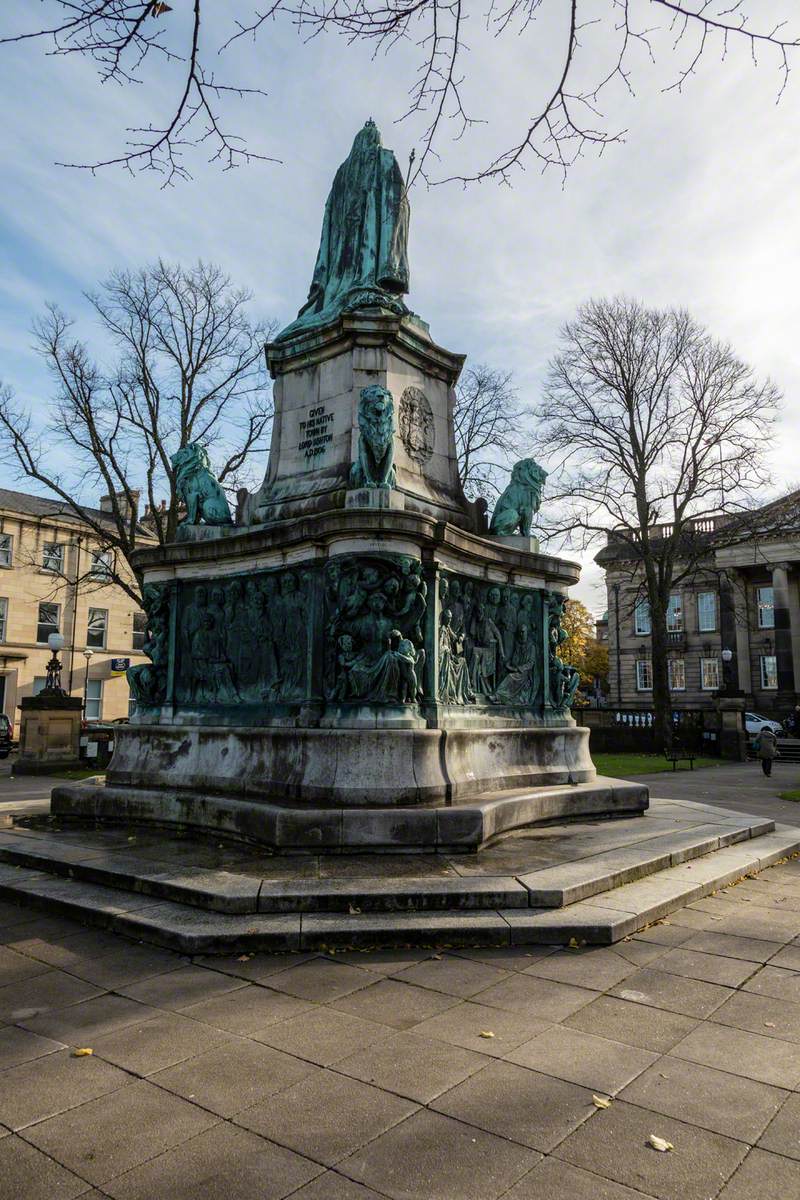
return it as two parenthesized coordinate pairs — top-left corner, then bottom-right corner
(596, 491), (800, 717)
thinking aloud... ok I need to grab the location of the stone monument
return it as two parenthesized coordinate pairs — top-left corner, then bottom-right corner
(54, 120), (647, 851)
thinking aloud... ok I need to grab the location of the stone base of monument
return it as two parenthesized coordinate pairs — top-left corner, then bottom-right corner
(0, 799), (797, 952)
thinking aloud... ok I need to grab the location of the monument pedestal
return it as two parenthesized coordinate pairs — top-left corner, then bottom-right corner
(15, 693), (82, 775)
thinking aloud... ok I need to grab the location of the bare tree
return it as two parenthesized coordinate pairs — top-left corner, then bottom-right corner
(1, 3), (798, 184)
(454, 364), (531, 499)
(538, 296), (780, 750)
(0, 260), (274, 605)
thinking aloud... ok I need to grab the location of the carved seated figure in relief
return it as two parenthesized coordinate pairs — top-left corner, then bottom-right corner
(350, 386), (396, 490)
(489, 458), (547, 537)
(171, 443), (233, 526)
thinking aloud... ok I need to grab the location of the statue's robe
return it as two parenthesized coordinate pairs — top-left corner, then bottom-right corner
(278, 120), (410, 339)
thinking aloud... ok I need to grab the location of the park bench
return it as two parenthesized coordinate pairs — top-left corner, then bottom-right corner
(664, 748), (695, 771)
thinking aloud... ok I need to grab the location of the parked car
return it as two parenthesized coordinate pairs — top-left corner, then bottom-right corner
(744, 712), (784, 739)
(0, 714), (11, 758)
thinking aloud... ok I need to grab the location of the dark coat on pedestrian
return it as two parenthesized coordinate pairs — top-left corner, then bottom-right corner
(757, 728), (778, 760)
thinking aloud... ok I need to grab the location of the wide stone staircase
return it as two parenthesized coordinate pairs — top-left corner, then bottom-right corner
(0, 795), (798, 953)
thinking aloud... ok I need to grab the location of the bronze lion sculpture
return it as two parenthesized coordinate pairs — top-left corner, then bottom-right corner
(350, 385), (396, 490)
(490, 458), (547, 537)
(171, 443), (233, 526)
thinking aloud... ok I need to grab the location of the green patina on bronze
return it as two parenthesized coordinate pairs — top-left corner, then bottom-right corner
(546, 590), (581, 714)
(489, 458), (547, 537)
(126, 583), (171, 707)
(438, 573), (545, 709)
(350, 385), (396, 490)
(325, 554), (426, 704)
(278, 120), (410, 341)
(172, 444), (233, 526)
(175, 568), (310, 707)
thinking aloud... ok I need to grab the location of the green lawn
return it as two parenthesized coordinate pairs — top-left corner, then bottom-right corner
(593, 752), (721, 777)
(778, 789), (800, 802)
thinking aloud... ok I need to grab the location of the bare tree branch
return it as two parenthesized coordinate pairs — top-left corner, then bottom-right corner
(1, 2), (797, 183)
(453, 363), (532, 497)
(0, 261), (275, 602)
(537, 295), (781, 748)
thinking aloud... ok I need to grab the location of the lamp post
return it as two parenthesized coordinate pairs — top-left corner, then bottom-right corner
(721, 647), (734, 694)
(82, 648), (94, 719)
(44, 632), (67, 695)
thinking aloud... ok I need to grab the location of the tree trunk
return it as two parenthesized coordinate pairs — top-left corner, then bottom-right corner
(650, 614), (672, 754)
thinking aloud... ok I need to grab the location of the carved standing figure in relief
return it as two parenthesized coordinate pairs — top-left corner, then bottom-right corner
(438, 609), (474, 705)
(490, 458), (547, 537)
(350, 385), (396, 490)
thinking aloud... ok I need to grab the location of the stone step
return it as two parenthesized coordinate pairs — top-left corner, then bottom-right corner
(0, 810), (774, 915)
(0, 825), (797, 953)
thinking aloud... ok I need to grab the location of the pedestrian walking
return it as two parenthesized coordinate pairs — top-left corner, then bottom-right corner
(757, 726), (779, 776)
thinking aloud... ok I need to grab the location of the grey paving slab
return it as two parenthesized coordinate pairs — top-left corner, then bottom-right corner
(265, 958), (375, 1003)
(389, 955), (512, 998)
(619, 1055), (787, 1142)
(743, 964), (800, 1003)
(0, 1134), (92, 1200)
(768, 940), (800, 969)
(449, 945), (558, 971)
(178, 983), (314, 1035)
(0, 944), (51, 986)
(430, 1059), (596, 1151)
(0, 1047), (131, 1130)
(679, 931), (786, 963)
(287, 1172), (391, 1200)
(100, 1120), (322, 1200)
(331, 978), (460, 1029)
(22, 1078), (218, 1187)
(0, 1024), (65, 1070)
(21, 994), (159, 1044)
(670, 1021), (800, 1089)
(339, 1108), (540, 1200)
(89, 1010), (235, 1076)
(503, 1157), (657, 1200)
(0, 969), (103, 1023)
(475, 972), (599, 1021)
(412, 1001), (551, 1059)
(335, 1030), (489, 1103)
(522, 946), (639, 991)
(505, 1026), (658, 1094)
(191, 951), (320, 982)
(563, 996), (701, 1054)
(610, 967), (733, 1018)
(334, 948), (436, 974)
(151, 1037), (319, 1117)
(253, 1005), (392, 1066)
(710, 988), (800, 1044)
(60, 942), (188, 990)
(757, 1091), (800, 1162)
(233, 1069), (418, 1166)
(301, 910), (511, 949)
(553, 1100), (749, 1200)
(716, 1147), (800, 1199)
(117, 965), (249, 1010)
(647, 947), (757, 988)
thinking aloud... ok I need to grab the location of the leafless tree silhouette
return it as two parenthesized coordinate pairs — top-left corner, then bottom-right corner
(538, 296), (780, 749)
(0, 260), (274, 603)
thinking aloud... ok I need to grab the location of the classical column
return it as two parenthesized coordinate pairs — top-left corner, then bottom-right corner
(771, 563), (796, 697)
(729, 571), (752, 693)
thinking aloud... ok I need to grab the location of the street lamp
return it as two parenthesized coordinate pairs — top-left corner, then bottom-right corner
(721, 647), (734, 694)
(44, 632), (66, 694)
(82, 648), (94, 719)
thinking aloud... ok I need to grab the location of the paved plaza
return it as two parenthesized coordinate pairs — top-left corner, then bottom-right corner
(1, 764), (799, 1199)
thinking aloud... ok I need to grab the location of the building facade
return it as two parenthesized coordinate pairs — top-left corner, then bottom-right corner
(597, 493), (800, 718)
(0, 488), (153, 734)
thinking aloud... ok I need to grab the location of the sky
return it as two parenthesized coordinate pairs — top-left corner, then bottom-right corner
(1, 3), (799, 616)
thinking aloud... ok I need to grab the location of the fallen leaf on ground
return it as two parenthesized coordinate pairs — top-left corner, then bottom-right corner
(348, 904), (361, 915)
(592, 1095), (611, 1109)
(432, 954), (443, 960)
(764, 1022), (776, 1028)
(648, 1134), (673, 1152)
(72, 1048), (93, 1057)
(479, 1031), (495, 1039)
(237, 954), (252, 962)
